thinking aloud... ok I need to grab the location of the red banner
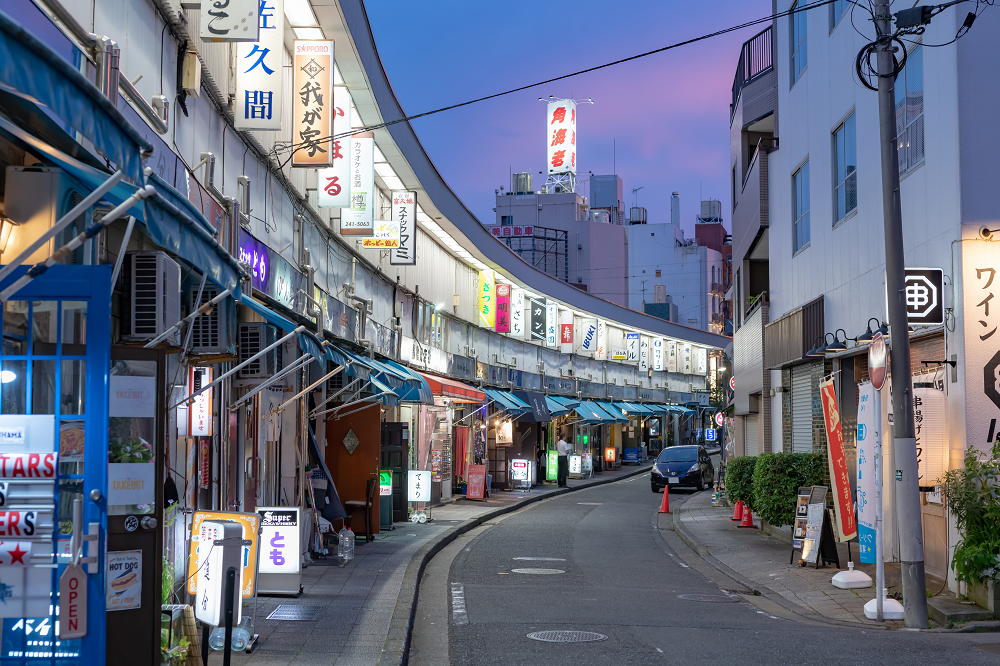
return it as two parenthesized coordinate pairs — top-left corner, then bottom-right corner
(495, 285), (511, 333)
(819, 378), (858, 541)
(466, 464), (487, 500)
(199, 439), (210, 490)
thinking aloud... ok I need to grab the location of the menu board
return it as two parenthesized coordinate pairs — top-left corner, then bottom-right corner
(466, 465), (487, 500)
(792, 487), (811, 549)
(799, 486), (828, 565)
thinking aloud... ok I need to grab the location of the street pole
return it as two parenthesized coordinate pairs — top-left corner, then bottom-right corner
(873, 0), (928, 628)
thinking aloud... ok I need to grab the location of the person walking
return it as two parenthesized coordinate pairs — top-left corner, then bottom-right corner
(556, 432), (571, 487)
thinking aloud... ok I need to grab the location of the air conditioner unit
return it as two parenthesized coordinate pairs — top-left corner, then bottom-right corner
(121, 252), (181, 345)
(327, 360), (345, 393)
(238, 322), (281, 379)
(188, 284), (230, 354)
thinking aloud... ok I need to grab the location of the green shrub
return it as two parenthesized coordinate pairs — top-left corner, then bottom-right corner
(942, 443), (1000, 584)
(725, 456), (756, 508)
(751, 452), (825, 527)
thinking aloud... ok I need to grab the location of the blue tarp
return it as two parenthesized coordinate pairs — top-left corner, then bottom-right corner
(0, 8), (152, 185)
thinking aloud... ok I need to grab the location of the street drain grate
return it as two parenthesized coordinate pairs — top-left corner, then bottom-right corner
(527, 630), (607, 643)
(266, 605), (324, 621)
(511, 568), (565, 574)
(677, 594), (741, 603)
(975, 644), (1000, 655)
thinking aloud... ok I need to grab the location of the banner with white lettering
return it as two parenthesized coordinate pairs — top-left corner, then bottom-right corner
(235, 0), (283, 131)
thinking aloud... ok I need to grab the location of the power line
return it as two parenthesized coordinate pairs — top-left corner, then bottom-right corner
(275, 0), (841, 168)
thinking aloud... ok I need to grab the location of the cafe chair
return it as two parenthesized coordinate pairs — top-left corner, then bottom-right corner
(344, 478), (376, 543)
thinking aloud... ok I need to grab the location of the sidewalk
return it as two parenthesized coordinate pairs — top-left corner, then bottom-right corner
(230, 462), (652, 666)
(670, 489), (900, 627)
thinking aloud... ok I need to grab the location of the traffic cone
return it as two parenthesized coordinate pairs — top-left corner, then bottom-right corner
(737, 504), (758, 529)
(658, 484), (671, 514)
(730, 500), (743, 521)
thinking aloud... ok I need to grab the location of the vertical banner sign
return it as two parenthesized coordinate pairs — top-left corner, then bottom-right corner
(529, 297), (546, 342)
(200, 0), (258, 41)
(546, 99), (577, 177)
(511, 288), (526, 339)
(696, 348), (708, 374)
(639, 336), (649, 372)
(545, 302), (557, 347)
(913, 369), (948, 486)
(478, 270), (496, 329)
(625, 333), (639, 363)
(199, 439), (210, 489)
(390, 191), (417, 265)
(318, 91), (351, 208)
(189, 367), (214, 436)
(292, 41), (334, 167)
(856, 381), (878, 563)
(235, 0), (283, 131)
(341, 132), (375, 235)
(667, 340), (678, 372)
(495, 284), (511, 333)
(652, 338), (664, 371)
(819, 378), (858, 541)
(595, 320), (607, 360)
(559, 310), (573, 353)
(257, 507), (300, 574)
(681, 343), (693, 373)
(962, 242), (1000, 457)
(578, 318), (597, 353)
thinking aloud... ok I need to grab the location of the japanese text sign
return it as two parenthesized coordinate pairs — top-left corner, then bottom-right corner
(511, 289), (526, 339)
(819, 378), (858, 541)
(652, 338), (664, 371)
(546, 99), (577, 176)
(529, 297), (546, 342)
(341, 132), (375, 235)
(257, 507), (300, 574)
(318, 89), (352, 208)
(237, 228), (269, 293)
(187, 511), (260, 598)
(235, 0), (283, 131)
(189, 367), (214, 437)
(913, 368), (947, 485)
(200, 0), (259, 42)
(962, 241), (1000, 456)
(478, 270), (496, 328)
(545, 302), (557, 347)
(390, 191), (417, 265)
(408, 470), (431, 502)
(292, 41), (334, 167)
(194, 521), (244, 627)
(362, 219), (399, 248)
(595, 320), (607, 360)
(856, 381), (878, 563)
(495, 284), (511, 333)
(625, 332), (639, 363)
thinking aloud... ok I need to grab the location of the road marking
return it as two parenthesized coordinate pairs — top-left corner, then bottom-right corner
(513, 557), (566, 561)
(578, 502), (602, 505)
(656, 648), (663, 653)
(678, 562), (690, 568)
(450, 583), (468, 625)
(511, 568), (565, 574)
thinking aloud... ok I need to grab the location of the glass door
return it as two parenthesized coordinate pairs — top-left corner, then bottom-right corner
(0, 265), (111, 666)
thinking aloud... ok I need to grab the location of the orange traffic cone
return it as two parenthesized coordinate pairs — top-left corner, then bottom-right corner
(737, 504), (758, 529)
(658, 484), (671, 514)
(730, 500), (743, 521)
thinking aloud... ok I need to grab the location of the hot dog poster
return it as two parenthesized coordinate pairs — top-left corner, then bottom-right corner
(106, 550), (142, 611)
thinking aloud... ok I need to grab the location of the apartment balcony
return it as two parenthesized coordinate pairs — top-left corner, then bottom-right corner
(733, 138), (774, 273)
(731, 27), (773, 123)
(710, 281), (725, 297)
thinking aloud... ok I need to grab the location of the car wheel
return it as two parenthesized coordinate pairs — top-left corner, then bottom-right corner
(697, 476), (706, 492)
(651, 484), (659, 493)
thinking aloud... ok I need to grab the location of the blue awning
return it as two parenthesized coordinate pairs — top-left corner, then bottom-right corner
(483, 388), (530, 414)
(0, 8), (152, 185)
(617, 401), (653, 416)
(368, 375), (399, 407)
(338, 347), (414, 395)
(572, 401), (614, 424)
(382, 360), (434, 404)
(545, 396), (575, 417)
(595, 401), (629, 423)
(240, 295), (334, 364)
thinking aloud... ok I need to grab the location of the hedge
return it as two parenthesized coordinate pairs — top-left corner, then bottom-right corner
(725, 456), (756, 509)
(751, 452), (826, 527)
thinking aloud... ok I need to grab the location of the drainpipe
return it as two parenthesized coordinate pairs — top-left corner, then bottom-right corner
(96, 37), (119, 101)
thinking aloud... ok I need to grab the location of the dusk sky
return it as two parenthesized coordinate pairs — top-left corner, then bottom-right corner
(366, 1), (771, 237)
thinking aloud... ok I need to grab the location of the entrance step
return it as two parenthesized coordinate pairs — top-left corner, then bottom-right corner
(928, 596), (997, 626)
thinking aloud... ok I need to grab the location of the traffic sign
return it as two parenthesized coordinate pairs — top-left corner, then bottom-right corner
(706, 428), (717, 442)
(729, 376), (735, 391)
(715, 412), (724, 427)
(869, 332), (888, 390)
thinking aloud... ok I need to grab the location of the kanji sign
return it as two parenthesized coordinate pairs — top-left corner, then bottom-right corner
(317, 89), (352, 208)
(495, 284), (511, 333)
(546, 99), (577, 176)
(361, 219), (399, 248)
(510, 288), (526, 339)
(487, 225), (535, 238)
(257, 507), (300, 574)
(478, 270), (496, 329)
(560, 324), (573, 345)
(200, 0), (258, 41)
(390, 191), (417, 265)
(340, 132), (374, 235)
(667, 340), (678, 372)
(545, 302), (557, 347)
(408, 470), (431, 502)
(292, 41), (334, 167)
(559, 310), (573, 353)
(819, 378), (858, 541)
(189, 367), (214, 437)
(235, 0), (283, 131)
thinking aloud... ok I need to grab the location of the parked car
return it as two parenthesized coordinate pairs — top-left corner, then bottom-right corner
(650, 445), (714, 492)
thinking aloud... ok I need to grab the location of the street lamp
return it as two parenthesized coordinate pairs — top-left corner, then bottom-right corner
(856, 318), (889, 343)
(824, 329), (849, 353)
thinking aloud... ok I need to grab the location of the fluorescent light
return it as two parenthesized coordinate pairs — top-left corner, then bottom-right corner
(293, 27), (325, 39)
(373, 145), (387, 163)
(285, 0), (318, 26)
(381, 176), (405, 190)
(375, 163), (396, 178)
(334, 65), (344, 84)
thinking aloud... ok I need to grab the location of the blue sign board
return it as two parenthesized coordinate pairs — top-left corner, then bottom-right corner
(706, 428), (717, 442)
(622, 448), (641, 464)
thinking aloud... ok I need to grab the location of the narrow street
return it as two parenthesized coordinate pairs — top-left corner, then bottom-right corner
(411, 477), (998, 666)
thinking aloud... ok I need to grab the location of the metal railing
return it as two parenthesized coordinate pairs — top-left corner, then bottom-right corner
(731, 27), (773, 118)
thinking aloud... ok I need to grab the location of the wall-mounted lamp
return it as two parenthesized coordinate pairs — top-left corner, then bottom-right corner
(0, 216), (16, 253)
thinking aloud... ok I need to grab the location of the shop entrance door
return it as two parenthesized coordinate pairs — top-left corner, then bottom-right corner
(106, 348), (165, 665)
(380, 423), (408, 523)
(0, 265), (111, 665)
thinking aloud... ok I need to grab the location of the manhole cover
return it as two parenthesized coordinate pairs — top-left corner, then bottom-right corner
(975, 644), (1000, 655)
(511, 568), (565, 574)
(266, 605), (324, 621)
(513, 557), (566, 561)
(527, 630), (607, 643)
(677, 594), (741, 603)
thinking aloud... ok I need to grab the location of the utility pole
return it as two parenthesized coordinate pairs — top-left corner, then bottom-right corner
(873, 0), (928, 628)
(640, 279), (648, 305)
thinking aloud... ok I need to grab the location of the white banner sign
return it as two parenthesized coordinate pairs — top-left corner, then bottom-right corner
(546, 99), (577, 176)
(680, 343), (692, 373)
(390, 191), (417, 265)
(108, 463), (155, 506)
(200, 0), (259, 41)
(511, 289), (526, 340)
(639, 336), (649, 372)
(408, 470), (431, 502)
(545, 302), (557, 347)
(341, 132), (374, 235)
(235, 0), (283, 131)
(962, 240), (1000, 456)
(258, 507), (300, 574)
(695, 347), (708, 375)
(595, 320), (607, 360)
(579, 318), (597, 353)
(667, 340), (678, 373)
(652, 338), (664, 371)
(913, 368), (948, 486)
(856, 381), (879, 564)
(626, 332), (639, 363)
(318, 91), (352, 208)
(559, 309), (573, 353)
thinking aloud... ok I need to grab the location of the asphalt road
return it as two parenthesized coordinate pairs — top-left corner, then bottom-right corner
(411, 474), (1000, 666)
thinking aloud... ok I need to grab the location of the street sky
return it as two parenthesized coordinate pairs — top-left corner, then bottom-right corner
(366, 0), (771, 237)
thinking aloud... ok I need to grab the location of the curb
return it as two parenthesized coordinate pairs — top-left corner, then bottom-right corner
(668, 495), (890, 631)
(386, 462), (654, 665)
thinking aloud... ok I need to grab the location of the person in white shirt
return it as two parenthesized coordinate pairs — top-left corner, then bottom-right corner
(556, 433), (571, 487)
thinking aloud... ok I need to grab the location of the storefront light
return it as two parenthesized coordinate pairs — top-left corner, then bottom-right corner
(0, 217), (15, 252)
(0, 370), (15, 384)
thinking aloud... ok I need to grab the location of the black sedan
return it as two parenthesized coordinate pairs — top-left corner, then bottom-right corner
(650, 445), (714, 492)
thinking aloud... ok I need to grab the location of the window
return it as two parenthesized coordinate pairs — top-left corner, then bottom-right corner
(712, 266), (716, 282)
(501, 215), (513, 226)
(790, 1), (807, 84)
(833, 113), (857, 222)
(732, 164), (738, 212)
(655, 269), (661, 278)
(793, 161), (810, 253)
(830, 0), (849, 30)
(896, 45), (924, 174)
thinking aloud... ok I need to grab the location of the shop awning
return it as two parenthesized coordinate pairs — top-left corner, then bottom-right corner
(369, 375), (399, 407)
(616, 401), (654, 416)
(240, 295), (338, 365)
(595, 401), (629, 423)
(419, 372), (486, 402)
(544, 396), (575, 417)
(0, 8), (152, 184)
(483, 388), (533, 416)
(512, 390), (551, 422)
(381, 360), (434, 404)
(572, 401), (616, 424)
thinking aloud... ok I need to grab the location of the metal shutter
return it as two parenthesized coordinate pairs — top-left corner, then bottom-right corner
(791, 364), (813, 452)
(744, 414), (759, 457)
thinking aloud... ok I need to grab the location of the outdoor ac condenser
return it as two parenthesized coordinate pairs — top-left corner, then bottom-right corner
(187, 284), (230, 355)
(238, 322), (281, 379)
(120, 251), (181, 345)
